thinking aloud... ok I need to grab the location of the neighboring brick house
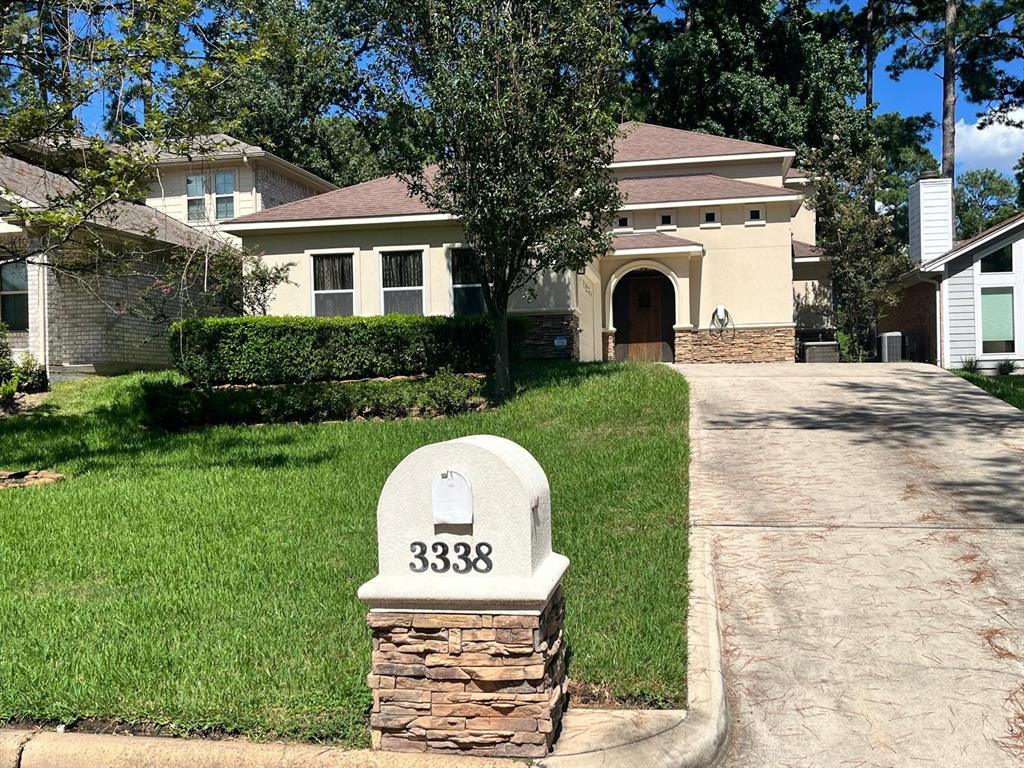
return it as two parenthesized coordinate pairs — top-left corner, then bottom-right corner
(1, 135), (337, 377)
(0, 154), (229, 376)
(144, 134), (337, 246)
(223, 122), (826, 363)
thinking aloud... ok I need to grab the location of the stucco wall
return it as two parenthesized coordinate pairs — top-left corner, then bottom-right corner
(613, 157), (786, 186)
(251, 224), (574, 319)
(793, 259), (831, 330)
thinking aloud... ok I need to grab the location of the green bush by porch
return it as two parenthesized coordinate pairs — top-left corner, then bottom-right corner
(169, 314), (527, 386)
(0, 362), (689, 745)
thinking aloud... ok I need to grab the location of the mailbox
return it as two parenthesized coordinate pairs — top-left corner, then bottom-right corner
(358, 434), (569, 613)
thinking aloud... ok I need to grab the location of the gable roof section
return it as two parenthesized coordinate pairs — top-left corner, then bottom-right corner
(620, 174), (799, 208)
(792, 240), (822, 260)
(0, 154), (223, 251)
(614, 122), (793, 165)
(920, 210), (1024, 272)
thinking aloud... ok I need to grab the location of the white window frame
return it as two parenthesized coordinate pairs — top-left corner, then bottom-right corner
(613, 213), (633, 232)
(745, 204), (767, 226)
(445, 244), (489, 316)
(186, 173), (207, 222)
(307, 248), (360, 317)
(656, 210), (676, 230)
(214, 170), (237, 221)
(973, 239), (1022, 360)
(699, 207), (721, 229)
(378, 245), (429, 316)
(0, 260), (29, 332)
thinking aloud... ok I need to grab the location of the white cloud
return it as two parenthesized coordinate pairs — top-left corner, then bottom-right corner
(955, 109), (1024, 176)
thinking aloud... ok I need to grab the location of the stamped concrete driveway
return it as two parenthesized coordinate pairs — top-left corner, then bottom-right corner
(676, 363), (1024, 767)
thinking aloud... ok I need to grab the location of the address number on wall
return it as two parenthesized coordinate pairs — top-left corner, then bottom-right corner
(409, 541), (493, 574)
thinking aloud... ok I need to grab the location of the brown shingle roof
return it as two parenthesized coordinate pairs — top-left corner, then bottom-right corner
(0, 154), (222, 250)
(615, 122), (790, 164)
(620, 174), (794, 206)
(792, 240), (822, 259)
(613, 232), (701, 251)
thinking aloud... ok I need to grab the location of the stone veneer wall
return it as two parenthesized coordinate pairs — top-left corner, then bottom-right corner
(674, 326), (796, 363)
(519, 313), (578, 361)
(367, 588), (566, 757)
(602, 330), (615, 362)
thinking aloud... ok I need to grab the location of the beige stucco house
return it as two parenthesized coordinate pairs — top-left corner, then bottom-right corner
(222, 122), (826, 363)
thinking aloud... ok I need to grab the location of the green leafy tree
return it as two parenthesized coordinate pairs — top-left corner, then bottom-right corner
(807, 129), (909, 361)
(628, 0), (869, 155)
(873, 111), (940, 241)
(170, 0), (381, 187)
(372, 0), (624, 397)
(955, 168), (1018, 238)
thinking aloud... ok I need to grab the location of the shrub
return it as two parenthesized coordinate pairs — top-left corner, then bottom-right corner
(997, 359), (1018, 376)
(169, 314), (526, 386)
(0, 376), (18, 409)
(0, 323), (13, 384)
(960, 355), (980, 374)
(141, 373), (487, 430)
(13, 353), (48, 393)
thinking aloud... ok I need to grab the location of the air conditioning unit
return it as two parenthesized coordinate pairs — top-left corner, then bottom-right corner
(879, 332), (903, 363)
(804, 341), (840, 363)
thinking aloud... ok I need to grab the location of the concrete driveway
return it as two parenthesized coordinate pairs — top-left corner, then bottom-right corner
(676, 363), (1024, 767)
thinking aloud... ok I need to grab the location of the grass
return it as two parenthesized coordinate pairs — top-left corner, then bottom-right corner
(955, 371), (1024, 411)
(0, 362), (689, 746)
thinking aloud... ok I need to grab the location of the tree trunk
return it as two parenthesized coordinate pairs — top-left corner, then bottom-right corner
(492, 308), (512, 401)
(941, 0), (957, 179)
(865, 0), (875, 124)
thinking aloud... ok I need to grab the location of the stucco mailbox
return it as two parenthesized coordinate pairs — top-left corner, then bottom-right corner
(358, 435), (569, 757)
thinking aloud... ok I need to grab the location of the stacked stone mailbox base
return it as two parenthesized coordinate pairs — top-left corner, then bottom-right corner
(367, 589), (566, 757)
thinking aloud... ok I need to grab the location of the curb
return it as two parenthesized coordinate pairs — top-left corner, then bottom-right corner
(537, 528), (729, 767)
(0, 534), (727, 768)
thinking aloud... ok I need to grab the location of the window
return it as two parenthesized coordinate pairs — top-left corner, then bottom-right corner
(658, 211), (675, 229)
(186, 174), (207, 221)
(615, 214), (632, 230)
(214, 171), (235, 220)
(981, 287), (1015, 354)
(0, 261), (28, 332)
(381, 250), (424, 315)
(312, 253), (354, 317)
(450, 248), (487, 316)
(748, 207), (764, 222)
(700, 207), (720, 227)
(980, 245), (1013, 274)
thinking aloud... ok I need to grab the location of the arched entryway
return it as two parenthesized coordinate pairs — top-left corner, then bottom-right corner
(612, 269), (675, 362)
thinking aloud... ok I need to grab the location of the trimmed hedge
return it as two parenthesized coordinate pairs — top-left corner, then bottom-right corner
(142, 370), (487, 430)
(170, 314), (525, 386)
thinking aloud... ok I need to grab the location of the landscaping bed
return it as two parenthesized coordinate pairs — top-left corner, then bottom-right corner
(955, 371), (1024, 412)
(0, 362), (690, 746)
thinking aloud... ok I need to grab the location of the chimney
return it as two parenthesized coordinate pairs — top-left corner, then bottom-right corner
(908, 171), (953, 265)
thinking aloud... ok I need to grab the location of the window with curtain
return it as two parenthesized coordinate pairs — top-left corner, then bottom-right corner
(214, 171), (235, 220)
(186, 174), (207, 221)
(312, 253), (354, 316)
(981, 286), (1015, 353)
(0, 261), (29, 331)
(381, 250), (424, 315)
(450, 248), (486, 316)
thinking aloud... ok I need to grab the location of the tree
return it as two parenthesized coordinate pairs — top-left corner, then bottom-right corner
(371, 0), (625, 398)
(872, 111), (940, 241)
(627, 1), (870, 156)
(954, 168), (1018, 238)
(889, 0), (1016, 179)
(170, 0), (382, 187)
(807, 129), (909, 361)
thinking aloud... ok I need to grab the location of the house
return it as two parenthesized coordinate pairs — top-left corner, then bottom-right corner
(0, 135), (337, 377)
(885, 172), (1024, 370)
(144, 134), (338, 244)
(222, 122), (826, 364)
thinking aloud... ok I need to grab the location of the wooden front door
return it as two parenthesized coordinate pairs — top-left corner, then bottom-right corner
(613, 272), (674, 362)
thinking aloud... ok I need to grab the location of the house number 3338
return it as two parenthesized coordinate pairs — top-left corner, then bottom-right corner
(409, 541), (493, 574)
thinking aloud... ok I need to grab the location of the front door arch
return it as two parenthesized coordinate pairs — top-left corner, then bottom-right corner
(612, 269), (675, 362)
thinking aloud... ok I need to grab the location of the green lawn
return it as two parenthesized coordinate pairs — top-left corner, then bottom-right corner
(956, 371), (1024, 411)
(0, 362), (689, 745)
